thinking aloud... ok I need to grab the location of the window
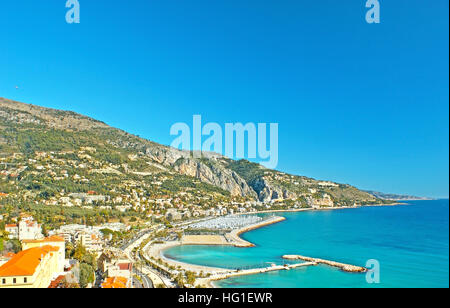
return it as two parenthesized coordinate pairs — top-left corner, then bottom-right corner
(13, 278), (16, 284)
(24, 278), (27, 283)
(2, 279), (5, 284)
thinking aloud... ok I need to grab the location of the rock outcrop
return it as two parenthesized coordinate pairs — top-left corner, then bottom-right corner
(251, 177), (296, 202)
(173, 158), (257, 198)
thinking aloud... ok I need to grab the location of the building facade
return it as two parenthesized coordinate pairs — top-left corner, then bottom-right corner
(0, 244), (63, 288)
(21, 236), (66, 273)
(5, 224), (18, 239)
(18, 220), (43, 241)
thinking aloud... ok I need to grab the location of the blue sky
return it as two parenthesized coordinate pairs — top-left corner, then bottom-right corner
(0, 1), (448, 198)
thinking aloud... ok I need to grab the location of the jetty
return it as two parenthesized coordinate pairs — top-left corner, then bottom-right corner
(282, 255), (367, 273)
(196, 261), (317, 287)
(228, 261), (316, 276)
(178, 216), (286, 248)
(226, 216), (286, 247)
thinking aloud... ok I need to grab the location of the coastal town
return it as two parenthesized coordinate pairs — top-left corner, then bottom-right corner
(0, 208), (369, 289)
(0, 0), (446, 291)
(0, 149), (376, 288)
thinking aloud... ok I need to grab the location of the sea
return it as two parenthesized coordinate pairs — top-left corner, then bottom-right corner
(164, 199), (449, 288)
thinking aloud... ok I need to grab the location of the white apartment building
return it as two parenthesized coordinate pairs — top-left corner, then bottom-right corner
(18, 220), (43, 241)
(5, 224), (18, 240)
(75, 232), (103, 255)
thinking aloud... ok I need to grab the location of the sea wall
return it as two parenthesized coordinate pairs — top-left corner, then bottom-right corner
(226, 216), (286, 247)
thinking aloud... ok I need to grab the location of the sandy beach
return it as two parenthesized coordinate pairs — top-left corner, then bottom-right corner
(146, 241), (229, 275)
(181, 235), (229, 245)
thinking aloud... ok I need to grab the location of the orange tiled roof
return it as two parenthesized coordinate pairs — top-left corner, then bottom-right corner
(0, 245), (59, 277)
(21, 235), (65, 244)
(101, 276), (128, 288)
(118, 263), (132, 271)
(0, 193), (8, 197)
(25, 221), (37, 227)
(5, 224), (17, 228)
(48, 275), (66, 288)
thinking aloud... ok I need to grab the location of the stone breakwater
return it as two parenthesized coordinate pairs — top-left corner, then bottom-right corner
(283, 255), (367, 273)
(226, 216), (287, 247)
(178, 216), (286, 247)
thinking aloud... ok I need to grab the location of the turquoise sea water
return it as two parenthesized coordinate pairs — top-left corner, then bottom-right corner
(164, 200), (449, 288)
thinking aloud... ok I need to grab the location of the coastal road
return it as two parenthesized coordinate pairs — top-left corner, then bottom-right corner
(133, 269), (153, 288)
(132, 274), (143, 289)
(121, 228), (157, 288)
(121, 226), (175, 288)
(138, 270), (153, 288)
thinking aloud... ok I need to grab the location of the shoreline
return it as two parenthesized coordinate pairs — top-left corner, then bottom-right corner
(144, 216), (287, 278)
(146, 216), (287, 273)
(147, 203), (404, 287)
(240, 202), (406, 215)
(147, 241), (229, 275)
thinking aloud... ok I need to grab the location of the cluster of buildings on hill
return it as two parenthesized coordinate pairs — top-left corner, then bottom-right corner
(48, 222), (129, 256)
(1, 151), (280, 219)
(0, 214), (133, 288)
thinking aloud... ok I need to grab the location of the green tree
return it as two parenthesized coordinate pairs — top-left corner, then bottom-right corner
(82, 252), (97, 268)
(175, 272), (185, 287)
(10, 240), (21, 253)
(65, 242), (74, 258)
(42, 224), (49, 237)
(185, 271), (196, 285)
(79, 263), (95, 288)
(73, 244), (87, 262)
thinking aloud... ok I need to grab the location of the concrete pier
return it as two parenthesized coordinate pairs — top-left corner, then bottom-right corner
(196, 261), (317, 287)
(227, 261), (317, 277)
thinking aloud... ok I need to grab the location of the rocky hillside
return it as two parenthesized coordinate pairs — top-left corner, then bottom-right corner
(0, 97), (383, 207)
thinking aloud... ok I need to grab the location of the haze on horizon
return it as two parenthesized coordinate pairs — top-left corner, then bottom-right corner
(0, 1), (448, 198)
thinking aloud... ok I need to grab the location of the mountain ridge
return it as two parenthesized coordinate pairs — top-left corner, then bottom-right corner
(0, 97), (384, 208)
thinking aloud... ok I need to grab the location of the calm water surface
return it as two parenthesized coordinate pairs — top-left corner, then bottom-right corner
(164, 200), (449, 288)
